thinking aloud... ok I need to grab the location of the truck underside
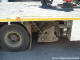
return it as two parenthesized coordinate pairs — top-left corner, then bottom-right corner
(0, 21), (72, 51)
(32, 21), (72, 42)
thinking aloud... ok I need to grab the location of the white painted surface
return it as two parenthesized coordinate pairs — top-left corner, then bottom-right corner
(52, 0), (64, 6)
(70, 20), (80, 41)
(0, 2), (80, 19)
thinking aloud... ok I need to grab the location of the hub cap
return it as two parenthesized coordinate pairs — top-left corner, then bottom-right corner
(4, 31), (22, 48)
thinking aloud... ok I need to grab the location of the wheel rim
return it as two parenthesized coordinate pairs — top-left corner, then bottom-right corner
(4, 31), (23, 48)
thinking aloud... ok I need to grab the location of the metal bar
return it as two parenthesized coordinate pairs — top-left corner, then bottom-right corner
(0, 18), (80, 22)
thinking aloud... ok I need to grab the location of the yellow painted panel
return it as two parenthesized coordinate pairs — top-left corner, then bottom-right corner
(0, 18), (80, 22)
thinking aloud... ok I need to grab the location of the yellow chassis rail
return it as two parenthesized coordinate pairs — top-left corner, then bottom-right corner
(0, 18), (80, 22)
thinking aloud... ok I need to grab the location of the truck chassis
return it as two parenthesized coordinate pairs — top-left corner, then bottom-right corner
(0, 1), (80, 51)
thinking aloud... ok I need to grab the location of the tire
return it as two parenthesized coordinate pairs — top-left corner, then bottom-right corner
(0, 24), (30, 52)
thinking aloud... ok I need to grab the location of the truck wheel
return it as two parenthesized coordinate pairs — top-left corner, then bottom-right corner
(0, 24), (30, 51)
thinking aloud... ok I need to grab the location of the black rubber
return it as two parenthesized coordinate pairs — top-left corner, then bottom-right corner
(0, 24), (30, 52)
(41, 0), (53, 8)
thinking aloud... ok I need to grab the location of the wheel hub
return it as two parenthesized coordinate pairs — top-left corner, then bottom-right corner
(4, 31), (22, 48)
(9, 33), (20, 42)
